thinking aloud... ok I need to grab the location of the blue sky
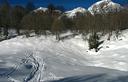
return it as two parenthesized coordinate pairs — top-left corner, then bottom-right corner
(1, 0), (128, 10)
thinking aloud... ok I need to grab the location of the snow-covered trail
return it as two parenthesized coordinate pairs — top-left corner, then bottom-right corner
(0, 31), (128, 81)
(0, 50), (40, 82)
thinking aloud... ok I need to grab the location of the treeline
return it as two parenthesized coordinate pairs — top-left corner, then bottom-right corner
(0, 0), (34, 39)
(0, 0), (128, 40)
(16, 8), (128, 40)
(0, 0), (65, 39)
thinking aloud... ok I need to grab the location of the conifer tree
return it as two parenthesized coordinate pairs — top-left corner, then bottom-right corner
(88, 33), (104, 52)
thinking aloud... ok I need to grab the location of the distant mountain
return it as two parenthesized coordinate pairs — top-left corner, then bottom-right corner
(64, 0), (124, 18)
(34, 7), (48, 12)
(88, 0), (123, 14)
(1, 0), (127, 10)
(65, 7), (87, 18)
(33, 0), (126, 18)
(33, 7), (62, 14)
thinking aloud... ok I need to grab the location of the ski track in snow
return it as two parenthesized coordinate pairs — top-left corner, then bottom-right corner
(0, 30), (128, 81)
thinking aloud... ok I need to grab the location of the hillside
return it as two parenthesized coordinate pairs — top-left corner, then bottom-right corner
(0, 30), (128, 81)
(0, 0), (128, 82)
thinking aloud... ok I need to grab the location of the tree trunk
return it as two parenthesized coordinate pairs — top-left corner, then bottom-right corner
(16, 28), (20, 35)
(3, 27), (9, 39)
(56, 32), (60, 41)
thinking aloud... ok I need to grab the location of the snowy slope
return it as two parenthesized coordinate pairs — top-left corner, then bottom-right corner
(1, 30), (128, 81)
(88, 0), (123, 14)
(65, 7), (87, 18)
(51, 73), (128, 82)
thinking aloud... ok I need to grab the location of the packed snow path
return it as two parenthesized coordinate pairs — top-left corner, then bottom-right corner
(0, 31), (128, 81)
(0, 51), (40, 82)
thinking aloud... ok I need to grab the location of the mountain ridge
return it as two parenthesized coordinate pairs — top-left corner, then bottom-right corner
(88, 0), (123, 14)
(34, 0), (124, 17)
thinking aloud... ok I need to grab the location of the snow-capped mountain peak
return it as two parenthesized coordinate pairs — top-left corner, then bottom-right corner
(65, 7), (87, 18)
(88, 0), (123, 14)
(34, 7), (62, 14)
(102, 0), (111, 2)
(34, 7), (48, 12)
